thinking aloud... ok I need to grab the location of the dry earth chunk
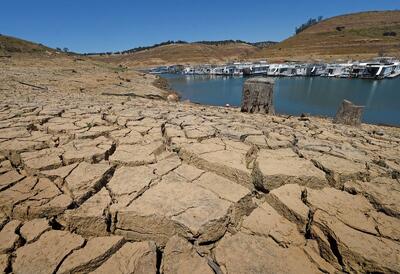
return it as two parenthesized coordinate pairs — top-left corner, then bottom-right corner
(61, 188), (111, 237)
(57, 235), (125, 274)
(0, 170), (24, 191)
(0, 220), (21, 254)
(13, 230), (85, 274)
(64, 162), (113, 205)
(19, 218), (50, 243)
(110, 142), (163, 166)
(242, 202), (304, 247)
(162, 235), (214, 274)
(116, 181), (232, 245)
(91, 241), (157, 274)
(256, 148), (327, 190)
(215, 232), (323, 274)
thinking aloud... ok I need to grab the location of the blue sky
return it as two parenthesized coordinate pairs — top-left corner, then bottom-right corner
(1, 0), (399, 53)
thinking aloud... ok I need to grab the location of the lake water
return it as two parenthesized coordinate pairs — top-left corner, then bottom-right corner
(162, 74), (400, 126)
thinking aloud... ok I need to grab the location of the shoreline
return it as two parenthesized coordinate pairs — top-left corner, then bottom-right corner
(160, 74), (400, 127)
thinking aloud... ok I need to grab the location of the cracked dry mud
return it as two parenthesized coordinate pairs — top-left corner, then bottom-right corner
(1, 58), (400, 274)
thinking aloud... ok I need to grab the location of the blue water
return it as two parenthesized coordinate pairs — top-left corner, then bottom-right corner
(162, 74), (400, 126)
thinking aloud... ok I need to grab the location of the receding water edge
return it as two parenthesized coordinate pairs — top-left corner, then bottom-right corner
(162, 74), (400, 126)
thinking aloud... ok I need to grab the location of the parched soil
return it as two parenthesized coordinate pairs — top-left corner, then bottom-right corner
(0, 56), (400, 274)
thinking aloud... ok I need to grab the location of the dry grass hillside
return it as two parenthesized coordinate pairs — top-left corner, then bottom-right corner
(0, 34), (58, 56)
(251, 10), (400, 61)
(93, 42), (259, 67)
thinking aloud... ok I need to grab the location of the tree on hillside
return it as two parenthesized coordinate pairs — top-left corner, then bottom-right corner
(63, 47), (69, 53)
(295, 16), (323, 34)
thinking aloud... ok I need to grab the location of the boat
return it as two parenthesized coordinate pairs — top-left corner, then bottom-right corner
(243, 62), (269, 76)
(387, 62), (400, 78)
(310, 64), (326, 76)
(361, 63), (395, 79)
(267, 64), (280, 76)
(149, 66), (170, 74)
(166, 59), (398, 79)
(295, 64), (308, 76)
(277, 64), (297, 77)
(325, 64), (352, 77)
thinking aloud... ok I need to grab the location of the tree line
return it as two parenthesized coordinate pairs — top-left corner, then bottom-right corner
(81, 39), (278, 56)
(295, 16), (323, 34)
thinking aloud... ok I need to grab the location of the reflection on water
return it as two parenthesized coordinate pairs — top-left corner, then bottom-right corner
(162, 74), (400, 126)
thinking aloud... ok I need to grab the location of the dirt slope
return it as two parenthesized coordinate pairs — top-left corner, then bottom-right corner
(92, 42), (259, 67)
(251, 10), (400, 61)
(0, 34), (59, 56)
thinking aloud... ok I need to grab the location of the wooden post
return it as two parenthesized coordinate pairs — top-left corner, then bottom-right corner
(334, 100), (364, 126)
(241, 77), (275, 114)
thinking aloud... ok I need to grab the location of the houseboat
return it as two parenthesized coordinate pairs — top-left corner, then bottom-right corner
(277, 64), (297, 77)
(243, 63), (269, 76)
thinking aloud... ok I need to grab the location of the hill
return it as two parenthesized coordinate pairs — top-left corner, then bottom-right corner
(92, 42), (260, 67)
(251, 10), (400, 61)
(0, 34), (59, 56)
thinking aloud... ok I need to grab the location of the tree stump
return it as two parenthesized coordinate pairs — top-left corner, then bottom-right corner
(241, 78), (275, 114)
(334, 100), (364, 126)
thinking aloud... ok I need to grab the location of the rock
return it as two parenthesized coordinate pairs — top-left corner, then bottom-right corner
(333, 99), (364, 126)
(13, 230), (85, 274)
(215, 232), (323, 274)
(162, 235), (214, 274)
(0, 220), (22, 254)
(19, 218), (50, 243)
(167, 93), (179, 102)
(241, 77), (274, 114)
(57, 235), (125, 274)
(91, 241), (157, 274)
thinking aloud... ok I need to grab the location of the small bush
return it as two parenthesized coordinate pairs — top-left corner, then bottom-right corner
(336, 26), (346, 31)
(383, 31), (397, 37)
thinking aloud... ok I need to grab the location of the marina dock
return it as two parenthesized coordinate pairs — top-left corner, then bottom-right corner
(149, 57), (400, 80)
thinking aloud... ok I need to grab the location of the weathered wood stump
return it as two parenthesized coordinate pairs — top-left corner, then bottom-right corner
(334, 99), (364, 126)
(241, 77), (275, 114)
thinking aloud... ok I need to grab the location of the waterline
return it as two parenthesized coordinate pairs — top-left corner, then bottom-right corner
(162, 74), (400, 126)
